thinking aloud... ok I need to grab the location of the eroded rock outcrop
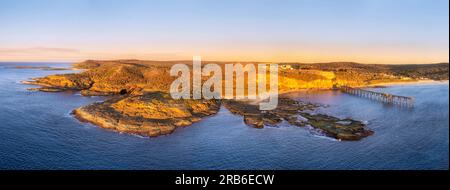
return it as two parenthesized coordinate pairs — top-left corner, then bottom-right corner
(73, 92), (220, 137)
(224, 98), (373, 141)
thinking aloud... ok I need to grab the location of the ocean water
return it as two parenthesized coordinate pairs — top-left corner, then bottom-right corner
(0, 62), (448, 170)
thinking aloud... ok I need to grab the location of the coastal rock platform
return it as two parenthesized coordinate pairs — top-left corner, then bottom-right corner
(73, 92), (220, 137)
(224, 98), (373, 141)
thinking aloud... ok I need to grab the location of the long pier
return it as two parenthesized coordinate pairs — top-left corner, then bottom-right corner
(340, 86), (414, 107)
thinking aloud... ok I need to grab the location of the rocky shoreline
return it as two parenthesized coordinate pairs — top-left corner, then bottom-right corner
(70, 94), (373, 140)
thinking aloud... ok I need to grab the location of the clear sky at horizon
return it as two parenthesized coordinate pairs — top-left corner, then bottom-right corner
(0, 0), (448, 63)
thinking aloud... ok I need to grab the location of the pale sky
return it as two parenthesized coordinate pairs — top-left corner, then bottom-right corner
(0, 0), (448, 64)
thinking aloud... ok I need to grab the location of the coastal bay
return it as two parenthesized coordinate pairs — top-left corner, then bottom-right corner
(0, 62), (448, 169)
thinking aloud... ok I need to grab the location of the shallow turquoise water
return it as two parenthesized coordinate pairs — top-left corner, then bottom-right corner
(0, 62), (448, 169)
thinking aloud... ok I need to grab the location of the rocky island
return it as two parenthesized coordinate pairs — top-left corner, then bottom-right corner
(22, 60), (449, 140)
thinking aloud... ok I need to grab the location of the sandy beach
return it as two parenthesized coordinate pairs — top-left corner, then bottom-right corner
(367, 80), (449, 87)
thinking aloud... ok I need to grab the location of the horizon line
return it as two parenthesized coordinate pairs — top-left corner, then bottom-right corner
(0, 59), (448, 65)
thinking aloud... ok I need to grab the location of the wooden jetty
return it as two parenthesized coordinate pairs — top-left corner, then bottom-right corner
(340, 86), (414, 107)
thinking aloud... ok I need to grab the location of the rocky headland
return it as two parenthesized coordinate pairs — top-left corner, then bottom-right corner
(22, 60), (448, 140)
(73, 92), (220, 137)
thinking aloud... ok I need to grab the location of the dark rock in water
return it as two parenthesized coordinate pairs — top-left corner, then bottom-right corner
(223, 98), (373, 141)
(243, 116), (264, 128)
(301, 114), (373, 141)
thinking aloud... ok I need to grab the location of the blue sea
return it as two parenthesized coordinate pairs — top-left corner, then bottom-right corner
(0, 62), (448, 170)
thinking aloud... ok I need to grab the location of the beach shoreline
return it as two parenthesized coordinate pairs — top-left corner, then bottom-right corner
(366, 80), (449, 87)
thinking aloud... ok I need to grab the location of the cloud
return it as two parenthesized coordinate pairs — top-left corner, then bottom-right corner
(0, 47), (188, 62)
(0, 47), (83, 62)
(0, 47), (80, 54)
